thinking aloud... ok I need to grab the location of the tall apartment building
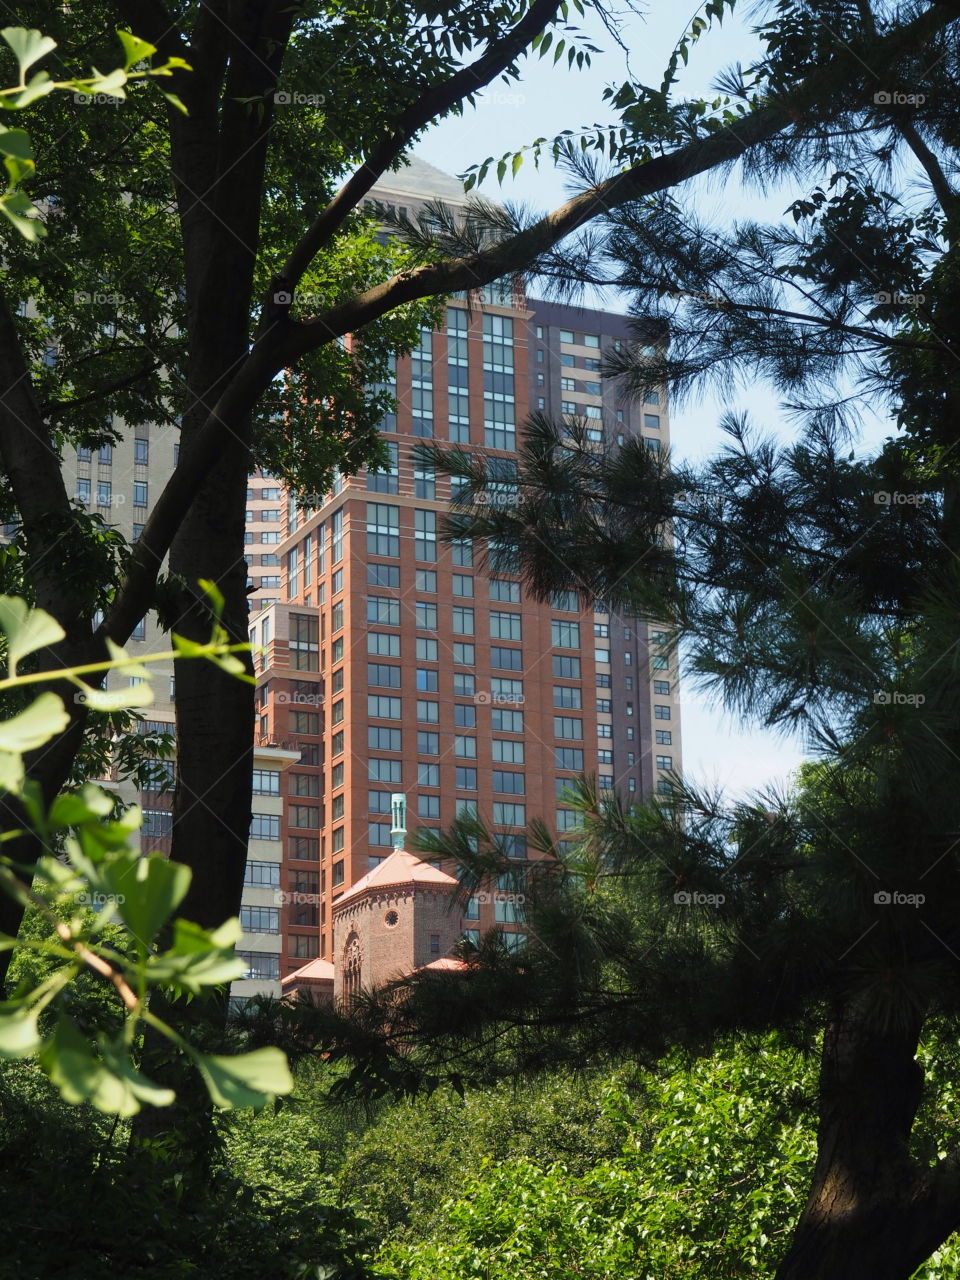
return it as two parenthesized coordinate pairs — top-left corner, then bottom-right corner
(238, 159), (682, 985)
(59, 422), (180, 853)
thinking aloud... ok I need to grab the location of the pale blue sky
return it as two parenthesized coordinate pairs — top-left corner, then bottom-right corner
(418, 2), (894, 798)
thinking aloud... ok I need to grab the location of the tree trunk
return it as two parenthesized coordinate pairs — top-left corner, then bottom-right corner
(775, 998), (960, 1280)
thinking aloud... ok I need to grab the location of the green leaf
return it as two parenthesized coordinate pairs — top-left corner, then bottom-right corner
(0, 189), (42, 240)
(104, 852), (192, 950)
(74, 682), (154, 712)
(195, 1047), (293, 1110)
(0, 127), (32, 160)
(0, 596), (65, 674)
(0, 749), (23, 792)
(42, 1020), (176, 1116)
(39, 1017), (100, 1103)
(48, 784), (115, 828)
(1, 28), (56, 80)
(116, 30), (156, 70)
(0, 1004), (40, 1058)
(0, 692), (68, 753)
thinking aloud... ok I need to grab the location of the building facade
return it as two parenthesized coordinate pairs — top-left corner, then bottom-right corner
(238, 159), (681, 987)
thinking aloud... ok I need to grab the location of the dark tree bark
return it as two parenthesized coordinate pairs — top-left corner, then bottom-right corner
(773, 996), (960, 1279)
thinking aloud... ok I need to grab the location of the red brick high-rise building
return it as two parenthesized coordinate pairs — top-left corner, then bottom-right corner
(238, 160), (681, 988)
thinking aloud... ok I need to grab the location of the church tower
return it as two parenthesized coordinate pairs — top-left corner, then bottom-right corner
(331, 795), (463, 1005)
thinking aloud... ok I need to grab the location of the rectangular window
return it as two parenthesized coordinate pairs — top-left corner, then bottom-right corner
(368, 726), (402, 750)
(453, 642), (475, 665)
(452, 606), (475, 635)
(415, 601), (438, 630)
(250, 813), (280, 840)
(554, 686), (582, 709)
(291, 710), (319, 734)
(452, 574), (474, 597)
(554, 717), (583, 740)
(490, 578), (521, 603)
(414, 509), (437, 562)
(454, 735), (477, 758)
(654, 680), (671, 695)
(555, 747), (584, 770)
(332, 858), (345, 885)
(455, 766), (477, 790)
(367, 440), (400, 493)
(73, 476), (89, 502)
(368, 632), (401, 656)
(551, 620), (580, 649)
(368, 563), (400, 588)
(133, 481), (148, 508)
(490, 647), (523, 671)
(655, 705), (671, 720)
(417, 699), (439, 723)
(368, 695), (401, 719)
(239, 952), (280, 981)
(493, 770), (525, 794)
(597, 699), (612, 714)
(417, 731), (439, 755)
(367, 596), (400, 626)
(492, 708), (523, 732)
(454, 705), (476, 728)
(597, 724), (613, 738)
(369, 822), (392, 846)
(656, 730), (673, 745)
(492, 739), (525, 764)
(453, 673), (475, 697)
(492, 802), (525, 826)
(252, 769), (280, 795)
(368, 790), (392, 814)
(331, 731), (344, 756)
(644, 413), (660, 429)
(418, 762), (440, 787)
(418, 795), (440, 819)
(416, 668), (439, 692)
(657, 755), (673, 769)
(141, 809), (173, 838)
(290, 612), (319, 671)
(452, 539), (474, 567)
(490, 611), (522, 641)
(368, 663), (401, 688)
(370, 758), (402, 783)
(244, 861), (280, 888)
(240, 906), (280, 935)
(367, 502), (399, 557)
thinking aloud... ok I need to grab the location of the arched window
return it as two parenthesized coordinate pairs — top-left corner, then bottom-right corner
(343, 932), (362, 1006)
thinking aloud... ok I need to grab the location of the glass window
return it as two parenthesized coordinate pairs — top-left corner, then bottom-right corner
(290, 804), (319, 828)
(252, 769), (280, 795)
(452, 539), (474, 567)
(370, 758), (402, 782)
(492, 739), (524, 763)
(416, 601), (438, 630)
(414, 509), (437, 562)
(367, 502), (399, 557)
(368, 695), (401, 719)
(454, 735), (477, 758)
(133, 481), (148, 508)
(416, 668), (439, 691)
(452, 606), (474, 635)
(417, 731), (439, 755)
(244, 861), (280, 888)
(453, 574), (474, 597)
(555, 747), (584, 769)
(368, 563), (400, 588)
(454, 704), (476, 728)
(492, 802), (525, 826)
(418, 763), (440, 787)
(655, 705), (671, 720)
(493, 770), (525, 794)
(453, 642), (475, 665)
(367, 596), (400, 626)
(654, 680), (670, 695)
(551, 620), (580, 649)
(554, 717), (583, 740)
(490, 611), (522, 641)
(656, 730), (673, 745)
(492, 708), (523, 732)
(455, 766), (477, 790)
(416, 637), (439, 661)
(553, 686), (581, 709)
(416, 569), (437, 592)
(368, 632), (401, 656)
(491, 647), (523, 671)
(453, 673), (475, 697)
(250, 813), (280, 840)
(368, 663), (401, 688)
(417, 699), (440, 723)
